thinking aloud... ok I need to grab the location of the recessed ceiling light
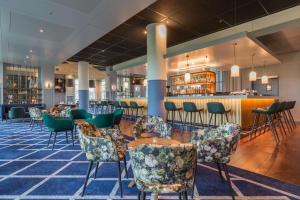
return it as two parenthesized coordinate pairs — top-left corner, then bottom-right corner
(101, 49), (105, 52)
(29, 49), (33, 53)
(26, 55), (30, 59)
(166, 20), (169, 24)
(144, 30), (147, 34)
(39, 29), (44, 33)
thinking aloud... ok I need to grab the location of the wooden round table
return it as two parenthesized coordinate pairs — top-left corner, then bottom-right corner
(128, 137), (181, 149)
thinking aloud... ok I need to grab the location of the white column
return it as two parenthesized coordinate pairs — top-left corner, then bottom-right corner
(78, 61), (89, 110)
(146, 23), (167, 117)
(41, 65), (55, 108)
(105, 67), (117, 100)
(0, 62), (4, 104)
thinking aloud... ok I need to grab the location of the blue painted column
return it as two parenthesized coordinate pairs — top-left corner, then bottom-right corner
(78, 61), (89, 110)
(146, 23), (167, 117)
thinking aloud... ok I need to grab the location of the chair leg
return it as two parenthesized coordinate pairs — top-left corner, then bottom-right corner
(179, 192), (182, 200)
(288, 110), (297, 128)
(199, 111), (203, 127)
(178, 111), (184, 130)
(183, 191), (188, 200)
(117, 161), (123, 197)
(65, 131), (69, 143)
(216, 162), (224, 182)
(267, 114), (280, 144)
(71, 130), (74, 146)
(81, 161), (93, 196)
(214, 114), (217, 127)
(222, 164), (235, 200)
(124, 157), (128, 179)
(52, 132), (57, 150)
(94, 162), (99, 179)
(208, 114), (213, 128)
(225, 113), (229, 122)
(47, 132), (53, 147)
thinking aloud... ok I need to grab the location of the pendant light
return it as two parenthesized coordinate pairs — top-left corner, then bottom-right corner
(184, 54), (191, 83)
(261, 61), (268, 84)
(231, 43), (240, 77)
(249, 53), (257, 82)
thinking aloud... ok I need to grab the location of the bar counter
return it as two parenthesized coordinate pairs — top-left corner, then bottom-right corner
(118, 95), (276, 130)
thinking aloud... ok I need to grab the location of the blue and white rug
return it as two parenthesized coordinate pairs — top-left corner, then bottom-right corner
(0, 120), (300, 200)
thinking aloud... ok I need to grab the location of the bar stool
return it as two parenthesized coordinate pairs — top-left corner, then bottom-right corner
(286, 101), (297, 129)
(112, 101), (121, 111)
(274, 102), (288, 136)
(207, 102), (231, 127)
(183, 102), (204, 130)
(100, 101), (109, 113)
(130, 101), (144, 119)
(250, 102), (280, 144)
(120, 101), (131, 119)
(164, 101), (183, 128)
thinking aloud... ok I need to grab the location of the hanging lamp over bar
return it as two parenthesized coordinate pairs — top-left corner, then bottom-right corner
(231, 43), (240, 77)
(184, 54), (191, 83)
(249, 53), (257, 82)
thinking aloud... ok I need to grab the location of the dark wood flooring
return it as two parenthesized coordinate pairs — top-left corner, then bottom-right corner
(119, 120), (300, 186)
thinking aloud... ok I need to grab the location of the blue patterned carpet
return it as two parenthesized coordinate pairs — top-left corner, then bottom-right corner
(0, 120), (300, 200)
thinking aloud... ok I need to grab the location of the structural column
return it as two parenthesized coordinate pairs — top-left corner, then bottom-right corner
(78, 61), (89, 110)
(146, 23), (167, 117)
(40, 65), (55, 108)
(105, 67), (117, 100)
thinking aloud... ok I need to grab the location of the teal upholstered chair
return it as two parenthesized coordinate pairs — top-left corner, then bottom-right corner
(191, 123), (241, 200)
(207, 102), (231, 127)
(78, 127), (127, 197)
(113, 109), (123, 129)
(86, 113), (114, 128)
(8, 107), (26, 120)
(70, 109), (92, 120)
(28, 107), (43, 130)
(133, 115), (172, 139)
(42, 113), (74, 150)
(129, 143), (197, 199)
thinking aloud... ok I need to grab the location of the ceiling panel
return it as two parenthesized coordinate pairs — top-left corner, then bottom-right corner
(49, 0), (103, 14)
(68, 0), (300, 66)
(10, 12), (74, 42)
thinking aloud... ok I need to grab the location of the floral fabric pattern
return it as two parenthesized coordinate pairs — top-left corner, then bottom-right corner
(133, 116), (172, 139)
(78, 124), (126, 162)
(59, 106), (72, 118)
(129, 144), (196, 193)
(28, 107), (42, 120)
(191, 123), (241, 163)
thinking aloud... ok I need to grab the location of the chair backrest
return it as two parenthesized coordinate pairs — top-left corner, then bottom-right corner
(130, 101), (138, 108)
(133, 115), (172, 139)
(191, 123), (241, 163)
(287, 101), (296, 110)
(42, 113), (55, 128)
(113, 101), (120, 107)
(164, 101), (177, 111)
(78, 128), (119, 162)
(28, 107), (42, 119)
(89, 113), (114, 128)
(277, 102), (286, 112)
(266, 102), (280, 114)
(70, 109), (88, 120)
(129, 143), (197, 191)
(207, 102), (225, 114)
(183, 102), (197, 112)
(113, 109), (123, 125)
(9, 107), (26, 118)
(120, 101), (128, 107)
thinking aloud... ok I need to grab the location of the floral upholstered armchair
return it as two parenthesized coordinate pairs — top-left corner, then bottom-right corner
(129, 143), (197, 199)
(78, 123), (128, 197)
(133, 115), (172, 139)
(28, 107), (43, 130)
(191, 123), (241, 200)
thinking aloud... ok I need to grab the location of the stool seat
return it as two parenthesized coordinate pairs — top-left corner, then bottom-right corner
(252, 108), (267, 113)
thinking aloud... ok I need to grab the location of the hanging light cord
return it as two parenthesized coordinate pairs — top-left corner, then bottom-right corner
(251, 53), (255, 70)
(233, 43), (237, 64)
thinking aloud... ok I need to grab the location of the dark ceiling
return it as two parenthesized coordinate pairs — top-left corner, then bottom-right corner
(68, 0), (300, 70)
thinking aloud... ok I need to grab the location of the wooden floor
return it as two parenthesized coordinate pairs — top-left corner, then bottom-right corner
(119, 119), (300, 186)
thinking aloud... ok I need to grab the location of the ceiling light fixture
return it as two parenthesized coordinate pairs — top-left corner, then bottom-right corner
(231, 43), (240, 77)
(249, 53), (257, 82)
(261, 61), (268, 84)
(144, 30), (147, 34)
(26, 55), (30, 59)
(39, 29), (44, 33)
(184, 54), (191, 83)
(29, 49), (33, 53)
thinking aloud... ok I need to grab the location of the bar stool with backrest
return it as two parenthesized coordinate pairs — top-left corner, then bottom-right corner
(130, 101), (144, 119)
(183, 102), (204, 130)
(164, 101), (183, 127)
(250, 102), (280, 144)
(120, 101), (131, 119)
(207, 102), (231, 127)
(286, 101), (297, 129)
(274, 102), (288, 137)
(113, 101), (121, 111)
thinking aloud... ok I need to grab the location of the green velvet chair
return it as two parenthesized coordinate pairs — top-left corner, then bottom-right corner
(86, 113), (114, 128)
(42, 113), (74, 150)
(8, 107), (26, 120)
(70, 109), (92, 120)
(113, 109), (123, 129)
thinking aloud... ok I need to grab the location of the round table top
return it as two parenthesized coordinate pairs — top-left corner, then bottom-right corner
(128, 137), (181, 149)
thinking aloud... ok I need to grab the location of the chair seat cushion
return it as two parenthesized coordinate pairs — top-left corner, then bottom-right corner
(252, 108), (267, 113)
